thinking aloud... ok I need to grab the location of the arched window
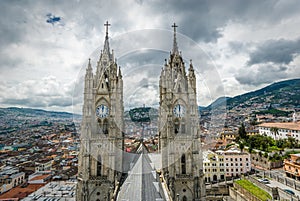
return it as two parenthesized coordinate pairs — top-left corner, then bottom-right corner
(174, 119), (179, 134)
(97, 155), (102, 176)
(181, 154), (186, 174)
(182, 196), (187, 201)
(181, 119), (185, 134)
(103, 119), (109, 134)
(178, 85), (181, 93)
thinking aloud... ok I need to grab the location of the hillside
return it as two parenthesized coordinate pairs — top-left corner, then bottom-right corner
(202, 96), (231, 111)
(1, 78), (299, 124)
(0, 107), (79, 135)
(0, 107), (79, 118)
(205, 78), (300, 111)
(229, 79), (300, 109)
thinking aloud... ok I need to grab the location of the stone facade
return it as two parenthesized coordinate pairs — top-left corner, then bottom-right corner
(217, 148), (251, 178)
(76, 22), (124, 201)
(159, 23), (205, 201)
(203, 150), (225, 183)
(77, 22), (206, 201)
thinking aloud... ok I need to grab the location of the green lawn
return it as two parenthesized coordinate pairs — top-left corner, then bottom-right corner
(235, 179), (272, 201)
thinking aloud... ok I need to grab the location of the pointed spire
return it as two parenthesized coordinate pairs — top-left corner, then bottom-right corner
(172, 23), (179, 54)
(188, 59), (196, 91)
(189, 59), (193, 69)
(189, 59), (195, 74)
(118, 66), (122, 78)
(86, 58), (93, 77)
(103, 21), (111, 56)
(87, 58), (92, 70)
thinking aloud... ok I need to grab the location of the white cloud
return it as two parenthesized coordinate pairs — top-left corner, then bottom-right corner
(1, 0), (300, 112)
(0, 76), (74, 111)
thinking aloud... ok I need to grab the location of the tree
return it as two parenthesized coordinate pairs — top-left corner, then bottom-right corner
(248, 146), (253, 154)
(238, 123), (247, 140)
(239, 141), (245, 152)
(250, 117), (258, 126)
(276, 139), (285, 148)
(287, 137), (297, 150)
(261, 140), (268, 152)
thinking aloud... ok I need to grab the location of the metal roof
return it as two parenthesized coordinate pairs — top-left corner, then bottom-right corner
(117, 143), (165, 201)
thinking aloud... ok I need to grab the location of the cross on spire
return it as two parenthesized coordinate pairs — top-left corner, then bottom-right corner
(172, 23), (178, 33)
(104, 21), (111, 38)
(172, 23), (179, 54)
(102, 21), (111, 59)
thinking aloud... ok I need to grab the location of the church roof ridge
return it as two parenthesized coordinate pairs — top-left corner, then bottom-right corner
(135, 141), (150, 154)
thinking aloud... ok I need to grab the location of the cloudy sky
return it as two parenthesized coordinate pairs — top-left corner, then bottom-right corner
(1, 0), (300, 114)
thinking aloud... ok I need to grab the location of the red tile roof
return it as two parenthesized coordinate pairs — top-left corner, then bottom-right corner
(0, 184), (44, 200)
(29, 174), (51, 181)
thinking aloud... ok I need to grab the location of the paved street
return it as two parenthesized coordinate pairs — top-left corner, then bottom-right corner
(253, 168), (300, 200)
(267, 178), (300, 198)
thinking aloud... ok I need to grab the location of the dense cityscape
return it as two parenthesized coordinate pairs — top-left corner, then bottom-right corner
(1, 1), (300, 201)
(0, 81), (300, 200)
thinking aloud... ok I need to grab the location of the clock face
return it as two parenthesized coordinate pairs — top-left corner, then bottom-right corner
(173, 104), (185, 118)
(96, 105), (109, 118)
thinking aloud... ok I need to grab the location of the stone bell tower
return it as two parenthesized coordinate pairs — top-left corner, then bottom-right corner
(159, 23), (205, 201)
(76, 21), (124, 201)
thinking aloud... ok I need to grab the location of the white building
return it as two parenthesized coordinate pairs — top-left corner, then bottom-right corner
(22, 181), (76, 201)
(35, 159), (52, 172)
(258, 122), (300, 140)
(203, 150), (225, 182)
(0, 166), (25, 194)
(217, 148), (251, 178)
(293, 111), (300, 123)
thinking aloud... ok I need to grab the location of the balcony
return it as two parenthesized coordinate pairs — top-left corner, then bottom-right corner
(176, 174), (193, 179)
(89, 175), (108, 181)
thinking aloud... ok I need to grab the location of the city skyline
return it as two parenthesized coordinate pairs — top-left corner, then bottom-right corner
(1, 0), (300, 114)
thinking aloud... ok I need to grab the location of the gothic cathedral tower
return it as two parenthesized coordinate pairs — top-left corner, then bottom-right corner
(159, 24), (205, 201)
(76, 22), (124, 201)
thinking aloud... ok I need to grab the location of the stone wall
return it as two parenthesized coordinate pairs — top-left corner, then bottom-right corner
(206, 186), (228, 201)
(206, 184), (229, 196)
(229, 186), (247, 201)
(247, 176), (278, 199)
(251, 153), (283, 169)
(277, 187), (299, 201)
(233, 183), (261, 201)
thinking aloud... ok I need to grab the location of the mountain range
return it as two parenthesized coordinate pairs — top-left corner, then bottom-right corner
(1, 78), (299, 119)
(202, 78), (300, 111)
(0, 107), (79, 119)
